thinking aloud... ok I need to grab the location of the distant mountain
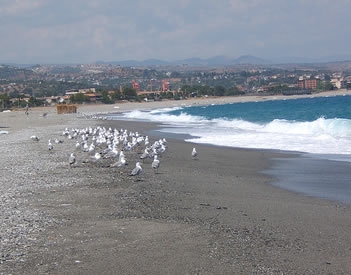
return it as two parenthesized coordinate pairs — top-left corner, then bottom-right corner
(103, 58), (170, 67)
(142, 58), (170, 66)
(104, 55), (270, 67)
(232, 55), (269, 65)
(180, 57), (208, 66)
(4, 54), (351, 68)
(269, 55), (351, 64)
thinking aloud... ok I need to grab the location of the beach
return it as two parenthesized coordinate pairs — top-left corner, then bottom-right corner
(1, 92), (351, 274)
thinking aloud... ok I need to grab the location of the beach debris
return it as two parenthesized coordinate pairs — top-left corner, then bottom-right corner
(191, 147), (198, 159)
(152, 155), (160, 174)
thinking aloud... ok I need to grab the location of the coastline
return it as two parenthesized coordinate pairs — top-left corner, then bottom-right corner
(1, 93), (351, 273)
(74, 88), (351, 115)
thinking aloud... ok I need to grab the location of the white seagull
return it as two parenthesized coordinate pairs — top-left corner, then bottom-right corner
(140, 148), (149, 160)
(31, 135), (40, 142)
(110, 151), (127, 167)
(69, 153), (76, 167)
(191, 147), (198, 159)
(48, 139), (54, 151)
(130, 162), (142, 177)
(82, 152), (101, 163)
(152, 155), (160, 174)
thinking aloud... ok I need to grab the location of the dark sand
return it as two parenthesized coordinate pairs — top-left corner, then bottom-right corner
(1, 104), (351, 274)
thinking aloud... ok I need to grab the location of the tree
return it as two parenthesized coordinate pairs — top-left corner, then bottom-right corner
(317, 81), (334, 91)
(122, 87), (137, 100)
(214, 85), (226, 96)
(0, 94), (10, 110)
(110, 90), (122, 101)
(70, 93), (90, 103)
(226, 86), (244, 96)
(101, 90), (113, 104)
(28, 97), (45, 107)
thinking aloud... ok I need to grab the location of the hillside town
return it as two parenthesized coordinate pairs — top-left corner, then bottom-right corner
(1, 61), (351, 110)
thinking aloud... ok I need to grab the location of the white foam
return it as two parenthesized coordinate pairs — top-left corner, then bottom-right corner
(111, 109), (351, 159)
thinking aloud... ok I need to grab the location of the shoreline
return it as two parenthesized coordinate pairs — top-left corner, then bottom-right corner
(69, 89), (351, 115)
(3, 89), (351, 119)
(1, 94), (351, 273)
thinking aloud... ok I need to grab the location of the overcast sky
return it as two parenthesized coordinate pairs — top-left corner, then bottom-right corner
(0, 0), (350, 64)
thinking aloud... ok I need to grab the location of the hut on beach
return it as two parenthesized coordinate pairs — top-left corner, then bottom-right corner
(56, 104), (77, 114)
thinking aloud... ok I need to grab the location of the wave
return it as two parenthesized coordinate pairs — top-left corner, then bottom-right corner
(120, 109), (207, 125)
(111, 109), (351, 158)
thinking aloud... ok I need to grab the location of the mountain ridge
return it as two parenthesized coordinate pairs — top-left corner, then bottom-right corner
(103, 54), (351, 67)
(3, 54), (351, 67)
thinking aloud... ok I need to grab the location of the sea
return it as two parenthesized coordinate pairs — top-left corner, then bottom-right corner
(108, 95), (351, 204)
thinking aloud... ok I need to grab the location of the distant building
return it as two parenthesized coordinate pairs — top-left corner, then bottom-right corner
(162, 80), (170, 91)
(85, 93), (102, 102)
(65, 88), (96, 95)
(297, 78), (317, 90)
(330, 78), (345, 89)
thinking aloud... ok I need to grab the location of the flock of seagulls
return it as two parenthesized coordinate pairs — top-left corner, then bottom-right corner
(42, 125), (177, 179)
(34, 124), (199, 181)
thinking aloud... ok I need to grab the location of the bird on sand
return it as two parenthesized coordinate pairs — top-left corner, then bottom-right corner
(69, 153), (76, 167)
(48, 139), (54, 150)
(110, 151), (127, 167)
(191, 147), (198, 159)
(140, 148), (150, 160)
(130, 162), (142, 178)
(82, 152), (101, 163)
(151, 155), (160, 174)
(31, 135), (40, 142)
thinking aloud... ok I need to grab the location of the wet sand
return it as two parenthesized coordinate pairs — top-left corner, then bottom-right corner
(1, 94), (351, 274)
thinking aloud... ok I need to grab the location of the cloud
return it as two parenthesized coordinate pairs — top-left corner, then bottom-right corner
(0, 0), (45, 16)
(228, 0), (269, 13)
(0, 0), (350, 63)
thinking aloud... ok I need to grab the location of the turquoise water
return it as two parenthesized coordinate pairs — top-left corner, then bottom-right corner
(167, 95), (351, 123)
(119, 94), (351, 158)
(110, 94), (351, 204)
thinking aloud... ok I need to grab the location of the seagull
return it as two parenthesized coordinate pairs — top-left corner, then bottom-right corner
(54, 138), (64, 144)
(82, 152), (101, 163)
(48, 139), (54, 150)
(75, 140), (80, 149)
(69, 153), (76, 167)
(152, 155), (160, 174)
(140, 148), (149, 160)
(191, 147), (198, 159)
(103, 145), (119, 159)
(110, 151), (126, 167)
(129, 162), (142, 178)
(31, 135), (40, 142)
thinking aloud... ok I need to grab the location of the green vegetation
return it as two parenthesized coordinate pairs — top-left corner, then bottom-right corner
(69, 93), (90, 104)
(0, 62), (349, 109)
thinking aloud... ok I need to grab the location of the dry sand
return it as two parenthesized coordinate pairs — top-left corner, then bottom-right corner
(1, 92), (351, 274)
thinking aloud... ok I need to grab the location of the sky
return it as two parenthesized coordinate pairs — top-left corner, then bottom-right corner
(0, 0), (350, 64)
